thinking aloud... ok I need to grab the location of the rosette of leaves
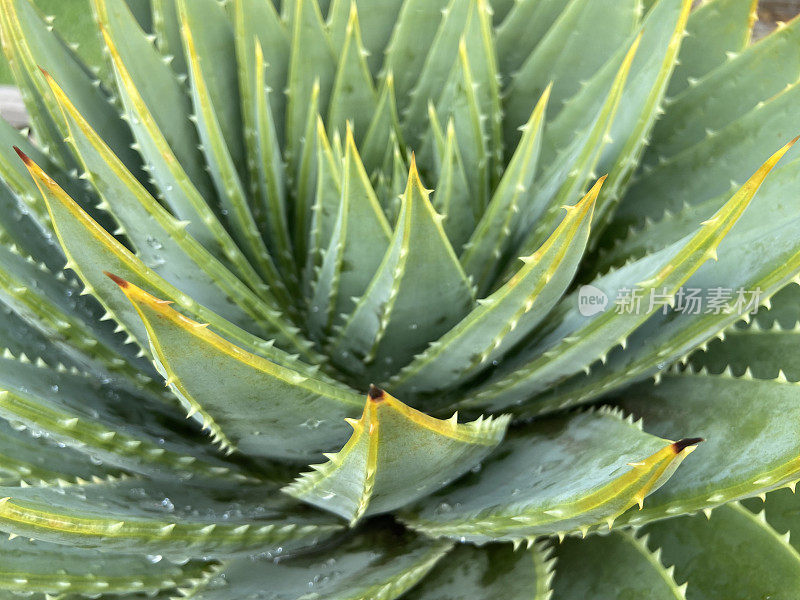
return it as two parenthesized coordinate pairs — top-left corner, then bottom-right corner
(0, 0), (799, 598)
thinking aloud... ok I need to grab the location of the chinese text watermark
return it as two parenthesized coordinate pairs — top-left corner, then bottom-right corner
(577, 286), (762, 317)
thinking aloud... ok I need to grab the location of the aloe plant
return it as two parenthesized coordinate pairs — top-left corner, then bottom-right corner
(0, 0), (799, 597)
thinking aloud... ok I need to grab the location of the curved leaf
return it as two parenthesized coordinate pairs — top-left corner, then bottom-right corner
(180, 4), (294, 302)
(666, 0), (756, 97)
(404, 542), (555, 600)
(460, 85), (549, 294)
(503, 0), (638, 141)
(465, 138), (794, 412)
(0, 416), (120, 486)
(183, 526), (450, 600)
(327, 5), (377, 141)
(283, 385), (508, 524)
(0, 0), (139, 172)
(42, 69), (292, 342)
(645, 16), (800, 169)
(552, 531), (686, 600)
(285, 0), (335, 158)
(16, 148), (318, 364)
(0, 350), (247, 481)
(591, 0), (692, 236)
(0, 479), (342, 558)
(401, 408), (700, 544)
(308, 130), (392, 339)
(113, 276), (363, 460)
(610, 366), (800, 528)
(328, 156), (474, 383)
(643, 502), (800, 600)
(392, 177), (600, 396)
(94, 0), (258, 288)
(0, 535), (214, 598)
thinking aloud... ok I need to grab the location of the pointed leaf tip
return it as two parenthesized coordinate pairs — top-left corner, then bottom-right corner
(671, 437), (704, 453)
(406, 152), (426, 195)
(103, 271), (130, 289)
(12, 145), (31, 165)
(367, 384), (385, 401)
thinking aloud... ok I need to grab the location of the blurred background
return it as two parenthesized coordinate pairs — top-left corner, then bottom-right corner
(1, 0), (799, 127)
(753, 0), (800, 37)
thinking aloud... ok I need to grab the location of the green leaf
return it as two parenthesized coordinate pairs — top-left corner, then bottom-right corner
(616, 60), (800, 231)
(303, 118), (342, 299)
(464, 139), (793, 413)
(0, 293), (90, 374)
(0, 416), (121, 486)
(692, 324), (800, 383)
(431, 118), (474, 252)
(0, 120), (53, 225)
(360, 73), (405, 177)
(0, 535), (214, 598)
(392, 178), (600, 396)
(643, 502), (800, 600)
(382, 0), (449, 112)
(250, 41), (295, 284)
(285, 0), (335, 159)
(404, 542), (555, 600)
(0, 240), (140, 375)
(233, 0), (289, 145)
(459, 0), (503, 185)
(0, 479), (342, 558)
(689, 289), (800, 382)
(94, 0), (266, 292)
(0, 352), (244, 481)
(0, 0), (109, 84)
(327, 156), (474, 383)
(291, 79), (321, 265)
(594, 153), (800, 283)
(499, 34), (639, 273)
(17, 148), (318, 364)
(308, 130), (392, 339)
(745, 486), (800, 556)
(638, 17), (800, 174)
(459, 86), (549, 295)
(495, 0), (568, 77)
(283, 386), (508, 524)
(401, 408), (700, 544)
(183, 526), (451, 600)
(503, 0), (638, 142)
(666, 0), (756, 96)
(114, 277), (363, 460)
(551, 531), (686, 600)
(180, 4), (294, 303)
(327, 0), (405, 74)
(41, 70), (296, 345)
(591, 0), (692, 236)
(177, 0), (244, 169)
(609, 366), (800, 528)
(401, 0), (473, 144)
(151, 0), (188, 78)
(432, 38), (489, 214)
(530, 172), (800, 418)
(327, 4), (377, 141)
(0, 0), (139, 172)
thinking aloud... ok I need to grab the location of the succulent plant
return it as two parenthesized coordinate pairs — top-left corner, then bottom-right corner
(0, 0), (800, 597)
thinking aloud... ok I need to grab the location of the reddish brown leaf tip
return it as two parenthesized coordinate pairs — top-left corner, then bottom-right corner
(12, 146), (31, 166)
(367, 384), (385, 402)
(104, 271), (129, 289)
(37, 66), (51, 78)
(671, 437), (704, 453)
